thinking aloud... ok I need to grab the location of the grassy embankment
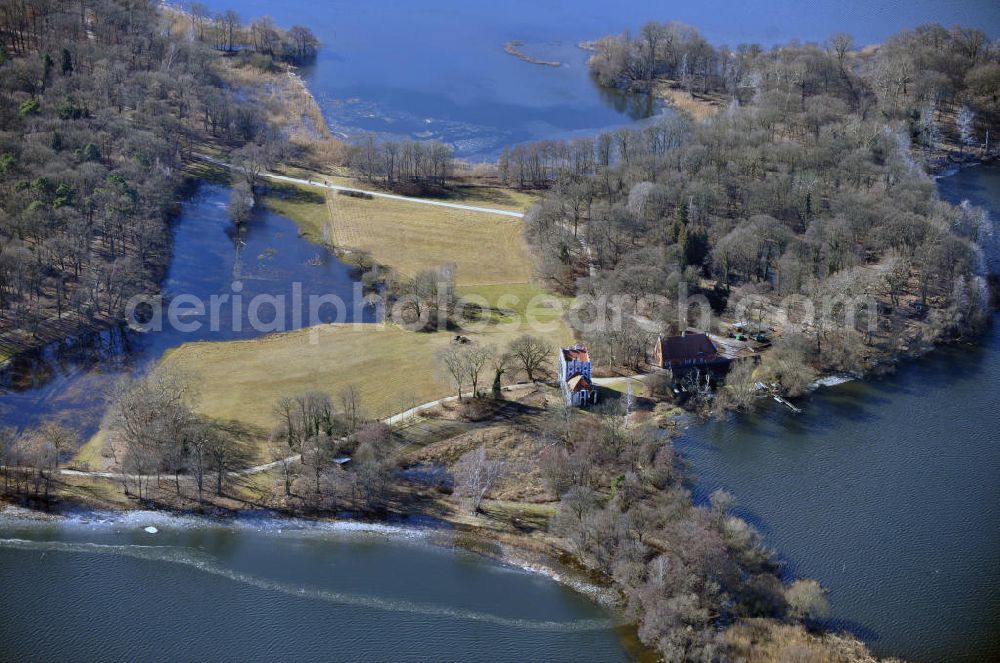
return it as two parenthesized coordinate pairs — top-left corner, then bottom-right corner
(158, 180), (572, 432)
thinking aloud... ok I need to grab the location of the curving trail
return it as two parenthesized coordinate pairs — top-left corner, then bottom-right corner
(48, 375), (656, 481)
(195, 155), (525, 218)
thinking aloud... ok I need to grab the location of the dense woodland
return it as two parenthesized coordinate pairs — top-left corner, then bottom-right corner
(0, 0), (305, 357)
(261, 381), (853, 662)
(516, 23), (998, 392)
(542, 410), (838, 661)
(587, 21), (1000, 142)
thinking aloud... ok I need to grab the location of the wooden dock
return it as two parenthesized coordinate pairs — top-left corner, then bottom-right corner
(773, 395), (802, 413)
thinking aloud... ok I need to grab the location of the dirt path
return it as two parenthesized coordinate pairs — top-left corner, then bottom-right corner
(196, 155), (525, 218)
(49, 382), (545, 481)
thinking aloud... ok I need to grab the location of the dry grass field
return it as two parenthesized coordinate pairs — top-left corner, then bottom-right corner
(724, 619), (891, 663)
(162, 324), (448, 428)
(261, 181), (332, 236)
(263, 180), (537, 287)
(324, 193), (535, 286)
(160, 320), (574, 429)
(147, 178), (572, 437)
(652, 80), (724, 122)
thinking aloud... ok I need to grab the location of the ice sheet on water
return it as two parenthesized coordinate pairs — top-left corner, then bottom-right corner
(810, 374), (858, 389)
(3, 507), (434, 544)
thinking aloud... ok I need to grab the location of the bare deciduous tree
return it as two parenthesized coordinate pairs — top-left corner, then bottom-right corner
(233, 140), (276, 189)
(108, 371), (197, 499)
(268, 427), (296, 498)
(338, 384), (364, 433)
(352, 422), (395, 510)
(464, 344), (491, 398)
(785, 579), (831, 621)
(956, 105), (976, 157)
(453, 445), (506, 514)
(205, 420), (253, 497)
(273, 391), (335, 451)
(828, 32), (854, 70)
(719, 359), (758, 411)
(37, 421), (77, 470)
(508, 335), (553, 382)
(487, 345), (511, 398)
(300, 433), (334, 499)
(437, 344), (468, 400)
(229, 181), (254, 225)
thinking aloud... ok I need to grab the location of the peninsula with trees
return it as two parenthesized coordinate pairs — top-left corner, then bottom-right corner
(1, 3), (998, 662)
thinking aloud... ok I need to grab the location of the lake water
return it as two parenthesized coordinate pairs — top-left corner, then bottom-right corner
(0, 512), (628, 662)
(3, 2), (999, 660)
(196, 0), (998, 159)
(0, 184), (370, 439)
(206, 3), (1000, 655)
(677, 166), (1000, 663)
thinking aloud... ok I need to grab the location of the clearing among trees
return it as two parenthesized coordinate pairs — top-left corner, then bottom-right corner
(324, 193), (535, 286)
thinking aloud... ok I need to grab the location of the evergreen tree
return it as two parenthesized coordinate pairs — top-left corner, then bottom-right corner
(41, 53), (53, 88)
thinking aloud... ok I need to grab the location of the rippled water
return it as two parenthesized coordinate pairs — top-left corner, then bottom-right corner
(0, 513), (628, 662)
(677, 166), (1000, 663)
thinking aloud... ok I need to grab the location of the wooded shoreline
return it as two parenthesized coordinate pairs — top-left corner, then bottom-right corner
(4, 5), (998, 662)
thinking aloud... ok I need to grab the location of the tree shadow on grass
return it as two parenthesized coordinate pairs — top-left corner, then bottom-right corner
(266, 181), (327, 206)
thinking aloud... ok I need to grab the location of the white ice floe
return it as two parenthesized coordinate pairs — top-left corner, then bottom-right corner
(16, 508), (431, 543)
(811, 374), (858, 389)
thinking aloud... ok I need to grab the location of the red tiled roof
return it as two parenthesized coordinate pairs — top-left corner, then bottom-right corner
(562, 346), (590, 363)
(565, 373), (593, 392)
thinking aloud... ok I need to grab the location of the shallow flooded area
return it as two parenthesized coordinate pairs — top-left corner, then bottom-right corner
(0, 184), (370, 438)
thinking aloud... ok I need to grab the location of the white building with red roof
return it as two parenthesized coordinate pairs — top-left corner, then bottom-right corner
(559, 345), (597, 406)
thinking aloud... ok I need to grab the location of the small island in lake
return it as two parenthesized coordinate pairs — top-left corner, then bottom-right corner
(503, 40), (563, 67)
